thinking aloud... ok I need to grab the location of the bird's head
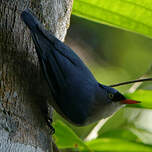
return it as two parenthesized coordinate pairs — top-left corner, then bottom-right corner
(99, 84), (140, 105)
(86, 83), (140, 124)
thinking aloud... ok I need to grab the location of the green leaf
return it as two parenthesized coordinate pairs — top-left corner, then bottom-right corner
(72, 0), (152, 38)
(85, 138), (152, 152)
(100, 128), (139, 142)
(125, 90), (152, 109)
(130, 127), (152, 145)
(53, 120), (89, 150)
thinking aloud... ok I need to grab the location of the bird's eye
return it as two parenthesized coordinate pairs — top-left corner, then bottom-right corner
(108, 93), (114, 99)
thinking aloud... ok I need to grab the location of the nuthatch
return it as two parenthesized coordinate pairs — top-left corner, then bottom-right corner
(21, 9), (139, 127)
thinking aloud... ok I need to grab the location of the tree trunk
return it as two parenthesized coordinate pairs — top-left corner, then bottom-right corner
(0, 0), (73, 151)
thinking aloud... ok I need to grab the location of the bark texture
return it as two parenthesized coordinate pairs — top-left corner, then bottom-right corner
(0, 0), (73, 151)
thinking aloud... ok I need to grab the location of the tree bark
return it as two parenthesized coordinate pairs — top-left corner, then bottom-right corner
(0, 0), (73, 151)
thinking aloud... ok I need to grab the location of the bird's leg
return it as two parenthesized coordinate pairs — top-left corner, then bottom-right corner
(38, 96), (55, 134)
(45, 115), (55, 135)
(43, 106), (55, 135)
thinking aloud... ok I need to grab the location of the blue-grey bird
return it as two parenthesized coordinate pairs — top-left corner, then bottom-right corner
(21, 9), (139, 126)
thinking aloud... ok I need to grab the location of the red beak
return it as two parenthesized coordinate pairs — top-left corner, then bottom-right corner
(121, 99), (141, 104)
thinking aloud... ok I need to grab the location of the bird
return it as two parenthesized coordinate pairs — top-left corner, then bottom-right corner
(21, 9), (139, 127)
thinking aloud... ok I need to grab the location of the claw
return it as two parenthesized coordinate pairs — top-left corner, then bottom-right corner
(46, 117), (55, 134)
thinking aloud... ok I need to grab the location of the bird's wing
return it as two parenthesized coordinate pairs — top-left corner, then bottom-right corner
(31, 33), (67, 98)
(21, 9), (95, 97)
(37, 24), (88, 69)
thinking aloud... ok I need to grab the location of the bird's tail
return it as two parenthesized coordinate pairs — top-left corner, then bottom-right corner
(21, 9), (40, 33)
(20, 8), (64, 97)
(21, 8), (57, 49)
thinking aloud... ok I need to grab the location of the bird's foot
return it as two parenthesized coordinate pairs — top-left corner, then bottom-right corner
(46, 117), (55, 135)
